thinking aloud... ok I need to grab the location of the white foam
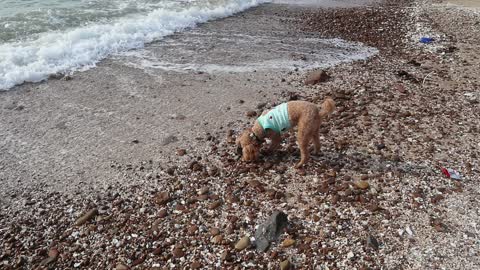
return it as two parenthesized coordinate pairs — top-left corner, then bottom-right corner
(0, 0), (268, 90)
(119, 37), (378, 73)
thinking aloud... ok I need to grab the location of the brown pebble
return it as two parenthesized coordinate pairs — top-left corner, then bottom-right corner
(190, 261), (202, 269)
(172, 247), (185, 258)
(209, 200), (222, 210)
(211, 235), (223, 244)
(75, 208), (98, 226)
(235, 236), (250, 251)
(282, 238), (296, 248)
(177, 149), (187, 156)
(158, 209), (168, 218)
(354, 181), (369, 190)
(210, 227), (220, 236)
(154, 192), (171, 205)
(188, 225), (198, 235)
(152, 247), (162, 255)
(221, 250), (231, 261)
(246, 110), (257, 117)
(280, 260), (291, 270)
(115, 263), (129, 270)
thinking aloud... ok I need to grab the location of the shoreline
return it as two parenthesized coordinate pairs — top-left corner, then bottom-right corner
(1, 0), (480, 269)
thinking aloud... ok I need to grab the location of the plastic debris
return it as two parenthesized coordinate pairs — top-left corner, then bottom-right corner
(441, 167), (462, 180)
(419, 37), (434, 44)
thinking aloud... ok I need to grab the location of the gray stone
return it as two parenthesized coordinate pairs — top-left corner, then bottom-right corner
(367, 234), (379, 250)
(254, 210), (288, 252)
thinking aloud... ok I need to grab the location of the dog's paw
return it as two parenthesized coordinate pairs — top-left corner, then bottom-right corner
(294, 162), (304, 169)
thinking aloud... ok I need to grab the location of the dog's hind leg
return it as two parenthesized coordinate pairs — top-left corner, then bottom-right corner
(295, 129), (310, 168)
(312, 133), (321, 155)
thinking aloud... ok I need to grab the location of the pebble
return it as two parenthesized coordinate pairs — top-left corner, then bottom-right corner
(211, 235), (223, 244)
(354, 181), (369, 190)
(158, 209), (168, 218)
(235, 236), (250, 251)
(406, 226), (414, 236)
(367, 235), (380, 250)
(210, 227), (220, 236)
(280, 260), (291, 270)
(177, 149), (187, 156)
(246, 110), (257, 117)
(188, 225), (198, 235)
(190, 261), (202, 269)
(172, 247), (185, 258)
(74, 208), (98, 226)
(282, 238), (296, 248)
(154, 192), (171, 205)
(115, 263), (129, 270)
(209, 200), (222, 210)
(198, 187), (209, 195)
(347, 251), (355, 259)
(221, 250), (232, 261)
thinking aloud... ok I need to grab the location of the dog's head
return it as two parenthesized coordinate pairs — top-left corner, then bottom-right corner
(236, 129), (261, 162)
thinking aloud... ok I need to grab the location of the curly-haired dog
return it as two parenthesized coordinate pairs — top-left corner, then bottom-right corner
(236, 98), (335, 168)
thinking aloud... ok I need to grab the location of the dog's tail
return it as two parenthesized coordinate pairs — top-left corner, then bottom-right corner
(318, 97), (335, 120)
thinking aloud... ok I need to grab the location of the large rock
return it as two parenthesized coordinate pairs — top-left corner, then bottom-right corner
(254, 210), (288, 252)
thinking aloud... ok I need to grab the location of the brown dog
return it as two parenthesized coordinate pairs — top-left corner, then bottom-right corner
(236, 98), (335, 168)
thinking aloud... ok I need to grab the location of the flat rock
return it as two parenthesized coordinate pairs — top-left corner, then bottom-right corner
(254, 210), (288, 252)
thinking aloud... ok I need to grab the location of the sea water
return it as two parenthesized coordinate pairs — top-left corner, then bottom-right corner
(0, 0), (267, 90)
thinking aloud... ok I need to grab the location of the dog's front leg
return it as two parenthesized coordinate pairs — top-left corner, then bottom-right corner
(266, 132), (282, 153)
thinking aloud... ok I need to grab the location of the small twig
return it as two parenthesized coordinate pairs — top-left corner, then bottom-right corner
(422, 71), (435, 85)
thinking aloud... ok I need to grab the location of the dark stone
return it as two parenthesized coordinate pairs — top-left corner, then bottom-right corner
(367, 235), (379, 250)
(376, 143), (386, 150)
(254, 210), (288, 252)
